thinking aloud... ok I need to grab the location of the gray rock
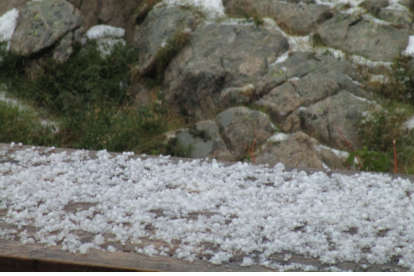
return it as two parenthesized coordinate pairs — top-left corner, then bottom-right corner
(214, 107), (275, 158)
(290, 73), (341, 106)
(164, 23), (288, 119)
(258, 51), (367, 96)
(220, 84), (255, 105)
(52, 31), (74, 63)
(10, 0), (81, 56)
(288, 90), (372, 150)
(256, 131), (323, 168)
(377, 9), (413, 28)
(269, 1), (332, 36)
(317, 147), (347, 170)
(317, 13), (409, 62)
(359, 0), (389, 16)
(135, 5), (199, 76)
(256, 82), (301, 123)
(175, 120), (233, 160)
(222, 0), (332, 35)
(270, 52), (320, 80)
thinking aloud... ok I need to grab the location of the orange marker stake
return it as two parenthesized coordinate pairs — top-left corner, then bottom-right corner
(393, 140), (398, 173)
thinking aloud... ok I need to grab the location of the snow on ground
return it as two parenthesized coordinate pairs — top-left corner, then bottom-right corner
(0, 92), (60, 132)
(0, 8), (19, 50)
(163, 0), (225, 18)
(403, 36), (414, 57)
(404, 116), (414, 130)
(86, 25), (125, 40)
(84, 25), (126, 57)
(1, 144), (414, 271)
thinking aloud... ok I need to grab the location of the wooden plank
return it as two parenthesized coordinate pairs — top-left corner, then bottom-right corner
(0, 143), (412, 271)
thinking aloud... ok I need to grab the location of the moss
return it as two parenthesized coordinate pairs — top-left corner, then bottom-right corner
(311, 33), (326, 48)
(0, 101), (57, 147)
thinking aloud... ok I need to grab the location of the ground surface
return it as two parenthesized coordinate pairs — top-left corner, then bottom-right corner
(1, 143), (414, 271)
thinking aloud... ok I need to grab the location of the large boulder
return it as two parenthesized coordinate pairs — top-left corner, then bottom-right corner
(257, 51), (367, 96)
(256, 82), (302, 123)
(316, 13), (409, 62)
(10, 0), (81, 56)
(175, 120), (233, 160)
(255, 131), (324, 168)
(222, 0), (332, 35)
(256, 51), (373, 123)
(164, 23), (289, 119)
(214, 107), (275, 158)
(284, 91), (372, 150)
(134, 5), (199, 76)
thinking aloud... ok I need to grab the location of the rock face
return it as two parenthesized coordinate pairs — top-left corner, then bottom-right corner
(164, 23), (289, 119)
(316, 13), (409, 62)
(223, 0), (332, 35)
(3, 0), (414, 170)
(284, 91), (371, 150)
(175, 120), (233, 160)
(10, 0), (81, 56)
(256, 131), (324, 168)
(134, 5), (199, 76)
(214, 107), (275, 159)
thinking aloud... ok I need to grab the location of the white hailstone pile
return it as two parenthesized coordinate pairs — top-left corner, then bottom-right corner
(1, 143), (414, 271)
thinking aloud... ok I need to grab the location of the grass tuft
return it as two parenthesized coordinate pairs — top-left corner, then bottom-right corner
(154, 27), (191, 78)
(0, 39), (177, 154)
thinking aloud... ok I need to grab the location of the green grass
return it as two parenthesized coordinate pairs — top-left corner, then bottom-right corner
(0, 101), (58, 146)
(0, 39), (175, 154)
(311, 33), (326, 48)
(354, 101), (414, 174)
(350, 54), (414, 174)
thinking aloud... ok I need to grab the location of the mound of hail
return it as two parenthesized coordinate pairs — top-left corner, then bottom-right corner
(1, 145), (414, 271)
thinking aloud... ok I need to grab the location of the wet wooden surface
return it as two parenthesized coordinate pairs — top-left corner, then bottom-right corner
(0, 143), (412, 272)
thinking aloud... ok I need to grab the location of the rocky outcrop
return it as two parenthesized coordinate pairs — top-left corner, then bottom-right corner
(223, 0), (332, 35)
(215, 107), (275, 159)
(134, 5), (199, 77)
(256, 131), (324, 168)
(3, 0), (414, 170)
(10, 0), (81, 56)
(316, 13), (409, 62)
(175, 120), (233, 160)
(284, 91), (372, 150)
(164, 23), (288, 119)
